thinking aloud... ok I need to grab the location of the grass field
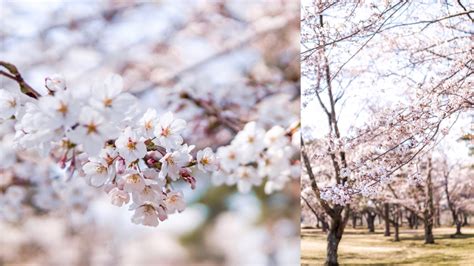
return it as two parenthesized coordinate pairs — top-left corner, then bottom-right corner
(301, 227), (474, 265)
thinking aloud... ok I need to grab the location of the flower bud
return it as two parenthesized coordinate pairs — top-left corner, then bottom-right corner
(45, 74), (66, 92)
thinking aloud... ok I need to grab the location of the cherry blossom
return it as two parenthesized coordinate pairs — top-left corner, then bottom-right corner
(130, 203), (164, 227)
(45, 74), (66, 92)
(0, 90), (19, 120)
(89, 74), (136, 121)
(164, 191), (186, 214)
(66, 107), (117, 156)
(37, 90), (79, 128)
(196, 147), (218, 173)
(154, 112), (187, 150)
(159, 144), (193, 181)
(108, 187), (130, 207)
(1, 73), (219, 227)
(213, 122), (300, 194)
(115, 127), (147, 166)
(82, 158), (113, 187)
(138, 108), (158, 139)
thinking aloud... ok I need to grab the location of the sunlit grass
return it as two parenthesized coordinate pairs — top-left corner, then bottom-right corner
(301, 227), (474, 265)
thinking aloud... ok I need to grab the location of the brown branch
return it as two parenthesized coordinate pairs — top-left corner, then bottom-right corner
(180, 92), (241, 134)
(0, 61), (40, 99)
(302, 140), (335, 218)
(456, 0), (474, 22)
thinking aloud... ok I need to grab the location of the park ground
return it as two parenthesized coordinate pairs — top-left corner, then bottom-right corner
(301, 227), (474, 265)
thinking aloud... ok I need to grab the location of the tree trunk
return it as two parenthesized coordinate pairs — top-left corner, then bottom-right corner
(423, 216), (435, 244)
(462, 212), (469, 226)
(384, 203), (391, 237)
(351, 214), (357, 229)
(326, 215), (344, 266)
(394, 222), (400, 242)
(325, 207), (350, 266)
(424, 158), (435, 244)
(407, 210), (415, 229)
(321, 216), (329, 233)
(435, 200), (441, 228)
(455, 220), (462, 235)
(366, 213), (375, 233)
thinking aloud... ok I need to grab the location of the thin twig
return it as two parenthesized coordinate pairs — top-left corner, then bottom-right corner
(0, 61), (41, 99)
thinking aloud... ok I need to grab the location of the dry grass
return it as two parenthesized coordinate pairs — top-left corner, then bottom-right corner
(301, 226), (474, 265)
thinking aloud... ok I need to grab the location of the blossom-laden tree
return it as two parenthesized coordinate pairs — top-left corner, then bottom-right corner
(374, 156), (439, 244)
(439, 154), (474, 235)
(301, 0), (472, 264)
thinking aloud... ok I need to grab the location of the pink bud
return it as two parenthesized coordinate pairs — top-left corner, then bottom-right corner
(58, 152), (68, 169)
(180, 169), (196, 189)
(116, 157), (126, 175)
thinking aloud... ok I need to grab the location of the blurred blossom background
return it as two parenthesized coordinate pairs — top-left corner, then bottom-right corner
(0, 0), (300, 265)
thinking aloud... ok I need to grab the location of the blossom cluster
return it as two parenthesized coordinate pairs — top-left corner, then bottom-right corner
(320, 184), (354, 206)
(212, 122), (300, 194)
(0, 118), (93, 224)
(0, 74), (218, 226)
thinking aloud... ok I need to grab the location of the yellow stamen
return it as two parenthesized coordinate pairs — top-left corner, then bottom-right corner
(103, 98), (113, 107)
(57, 102), (68, 116)
(86, 123), (98, 134)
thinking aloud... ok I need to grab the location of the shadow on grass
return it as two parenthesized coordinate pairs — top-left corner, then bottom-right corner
(399, 233), (474, 242)
(397, 253), (461, 264)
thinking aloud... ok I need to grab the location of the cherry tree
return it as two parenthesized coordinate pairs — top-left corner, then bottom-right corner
(301, 0), (472, 264)
(439, 153), (474, 235)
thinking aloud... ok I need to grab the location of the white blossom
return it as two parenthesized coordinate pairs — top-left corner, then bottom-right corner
(67, 107), (117, 156)
(108, 187), (130, 207)
(37, 90), (79, 128)
(123, 171), (146, 193)
(0, 89), (20, 120)
(159, 144), (192, 180)
(130, 203), (163, 227)
(164, 191), (186, 214)
(138, 108), (158, 139)
(154, 112), (186, 150)
(82, 157), (113, 187)
(115, 127), (147, 166)
(197, 147), (218, 172)
(89, 74), (137, 121)
(45, 74), (66, 91)
(236, 166), (261, 193)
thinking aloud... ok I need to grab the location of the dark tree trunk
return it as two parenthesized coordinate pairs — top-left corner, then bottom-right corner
(435, 200), (441, 228)
(351, 214), (357, 229)
(455, 220), (462, 235)
(394, 222), (400, 242)
(423, 216), (435, 244)
(424, 158), (435, 244)
(384, 203), (391, 237)
(407, 210), (415, 229)
(326, 215), (344, 265)
(462, 212), (469, 226)
(325, 207), (350, 266)
(414, 215), (419, 229)
(321, 216), (329, 233)
(366, 213), (375, 233)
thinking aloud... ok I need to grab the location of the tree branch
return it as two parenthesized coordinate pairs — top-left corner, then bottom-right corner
(0, 61), (40, 99)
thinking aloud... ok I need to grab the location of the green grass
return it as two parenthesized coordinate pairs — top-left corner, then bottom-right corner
(301, 227), (474, 265)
